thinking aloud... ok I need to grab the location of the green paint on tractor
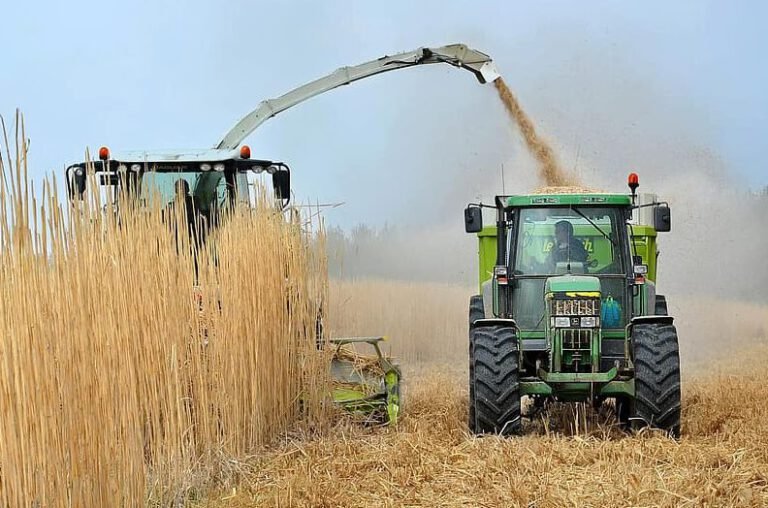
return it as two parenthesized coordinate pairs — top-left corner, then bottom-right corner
(505, 193), (632, 207)
(545, 275), (600, 293)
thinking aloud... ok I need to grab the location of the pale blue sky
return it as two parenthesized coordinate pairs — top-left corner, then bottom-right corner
(2, 0), (766, 226)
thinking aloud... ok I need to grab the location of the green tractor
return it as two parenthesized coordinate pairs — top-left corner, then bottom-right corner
(463, 175), (680, 436)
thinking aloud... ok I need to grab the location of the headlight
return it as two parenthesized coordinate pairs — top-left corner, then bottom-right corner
(130, 163), (142, 172)
(200, 163), (212, 171)
(266, 165), (278, 174)
(554, 317), (571, 328)
(213, 163), (225, 172)
(580, 316), (598, 328)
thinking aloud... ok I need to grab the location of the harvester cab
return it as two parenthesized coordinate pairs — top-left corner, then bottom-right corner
(464, 175), (681, 437)
(65, 145), (291, 222)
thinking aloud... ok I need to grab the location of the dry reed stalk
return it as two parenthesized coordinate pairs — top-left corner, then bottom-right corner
(334, 347), (383, 374)
(0, 112), (330, 506)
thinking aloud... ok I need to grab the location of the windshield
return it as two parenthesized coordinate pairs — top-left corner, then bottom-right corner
(514, 206), (626, 276)
(511, 206), (629, 331)
(140, 171), (230, 212)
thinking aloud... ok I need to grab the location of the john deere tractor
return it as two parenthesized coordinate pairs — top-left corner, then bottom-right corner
(463, 175), (681, 436)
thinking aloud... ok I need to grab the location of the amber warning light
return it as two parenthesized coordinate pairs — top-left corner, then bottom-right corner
(98, 146), (110, 161)
(240, 145), (251, 159)
(628, 172), (639, 196)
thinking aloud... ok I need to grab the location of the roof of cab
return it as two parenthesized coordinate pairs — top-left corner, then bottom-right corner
(107, 148), (241, 163)
(506, 194), (632, 207)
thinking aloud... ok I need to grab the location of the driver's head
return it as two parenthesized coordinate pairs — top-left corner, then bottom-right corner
(174, 179), (190, 199)
(555, 220), (574, 243)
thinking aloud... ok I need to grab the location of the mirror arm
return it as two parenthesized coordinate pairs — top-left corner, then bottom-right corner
(466, 201), (498, 210)
(631, 201), (669, 210)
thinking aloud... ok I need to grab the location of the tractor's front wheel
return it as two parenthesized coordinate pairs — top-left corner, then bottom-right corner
(632, 322), (682, 437)
(468, 295), (484, 433)
(471, 325), (521, 436)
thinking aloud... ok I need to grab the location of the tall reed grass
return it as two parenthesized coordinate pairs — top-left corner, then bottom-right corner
(0, 113), (329, 505)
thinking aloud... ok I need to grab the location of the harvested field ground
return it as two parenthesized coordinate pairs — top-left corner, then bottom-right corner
(203, 282), (768, 508)
(207, 355), (768, 507)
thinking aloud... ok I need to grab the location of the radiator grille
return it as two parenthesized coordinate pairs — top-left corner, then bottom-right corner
(553, 298), (600, 316)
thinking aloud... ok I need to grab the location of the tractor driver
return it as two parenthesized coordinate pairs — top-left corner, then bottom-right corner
(550, 220), (588, 266)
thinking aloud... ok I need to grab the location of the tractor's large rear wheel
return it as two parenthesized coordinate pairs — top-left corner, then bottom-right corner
(632, 322), (682, 437)
(471, 325), (521, 436)
(468, 295), (484, 433)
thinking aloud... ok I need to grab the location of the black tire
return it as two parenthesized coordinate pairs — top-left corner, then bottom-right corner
(471, 325), (521, 436)
(655, 295), (668, 316)
(469, 295), (484, 327)
(632, 322), (681, 437)
(468, 295), (484, 432)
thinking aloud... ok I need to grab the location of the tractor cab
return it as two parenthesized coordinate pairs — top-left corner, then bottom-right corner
(463, 175), (681, 437)
(65, 145), (291, 225)
(505, 202), (632, 331)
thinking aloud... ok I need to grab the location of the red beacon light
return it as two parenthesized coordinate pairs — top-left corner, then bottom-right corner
(240, 145), (251, 159)
(627, 172), (639, 197)
(98, 146), (110, 161)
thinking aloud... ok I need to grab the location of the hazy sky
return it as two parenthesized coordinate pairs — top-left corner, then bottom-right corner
(2, 0), (766, 227)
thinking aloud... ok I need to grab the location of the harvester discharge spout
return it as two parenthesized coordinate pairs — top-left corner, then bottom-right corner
(215, 43), (500, 150)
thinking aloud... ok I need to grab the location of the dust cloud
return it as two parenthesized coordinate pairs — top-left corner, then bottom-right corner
(493, 78), (577, 187)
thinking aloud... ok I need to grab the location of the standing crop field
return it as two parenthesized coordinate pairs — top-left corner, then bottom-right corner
(0, 119), (329, 506)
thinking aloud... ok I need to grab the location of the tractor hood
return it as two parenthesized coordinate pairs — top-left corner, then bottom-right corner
(545, 275), (601, 295)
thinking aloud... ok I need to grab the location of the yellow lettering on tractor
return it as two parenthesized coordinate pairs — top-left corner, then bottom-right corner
(564, 291), (601, 298)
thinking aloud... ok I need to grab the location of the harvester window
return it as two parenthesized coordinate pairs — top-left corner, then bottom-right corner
(514, 207), (624, 276)
(141, 171), (226, 213)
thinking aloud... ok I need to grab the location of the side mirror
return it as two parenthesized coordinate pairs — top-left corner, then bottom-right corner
(272, 170), (290, 200)
(654, 205), (671, 232)
(464, 206), (483, 233)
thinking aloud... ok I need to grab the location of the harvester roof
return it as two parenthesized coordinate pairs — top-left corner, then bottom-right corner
(66, 145), (276, 174)
(107, 148), (241, 164)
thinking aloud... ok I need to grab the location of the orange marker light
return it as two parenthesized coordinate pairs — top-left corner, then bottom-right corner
(240, 145), (251, 159)
(628, 172), (639, 193)
(98, 146), (110, 161)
